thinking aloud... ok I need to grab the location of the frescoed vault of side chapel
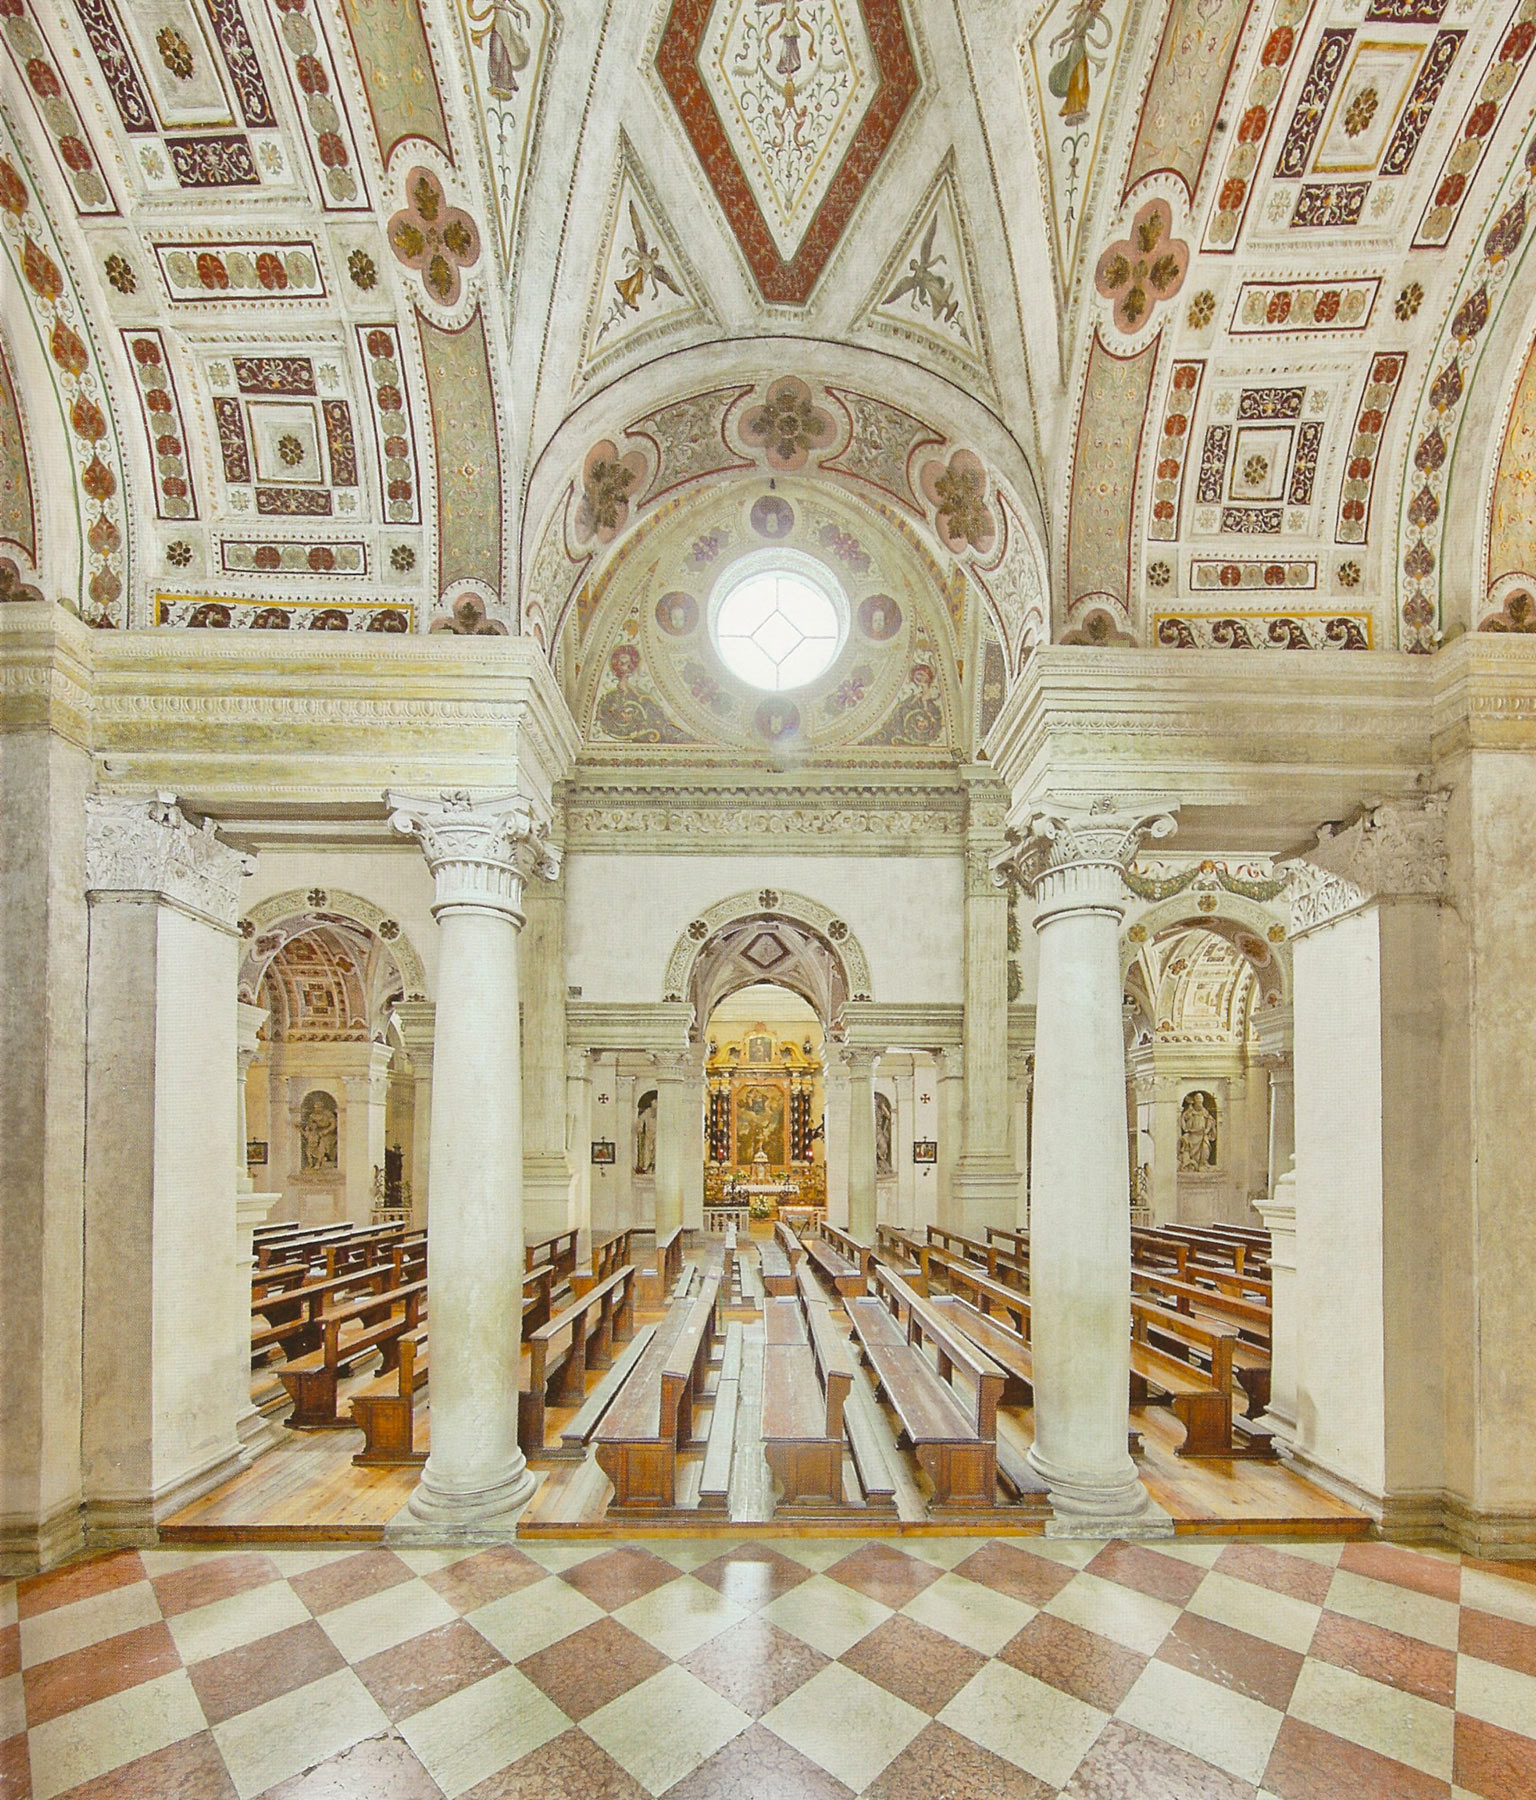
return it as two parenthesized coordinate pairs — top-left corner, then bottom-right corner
(4, 0), (1536, 675)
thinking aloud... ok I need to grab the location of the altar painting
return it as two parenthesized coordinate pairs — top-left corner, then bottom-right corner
(733, 1080), (788, 1168)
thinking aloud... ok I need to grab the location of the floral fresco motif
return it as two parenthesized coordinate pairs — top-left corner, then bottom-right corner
(388, 168), (482, 308)
(920, 449), (996, 555)
(595, 642), (695, 743)
(575, 439), (648, 545)
(741, 377), (836, 472)
(863, 660), (944, 746)
(430, 591), (508, 634)
(1094, 197), (1189, 335)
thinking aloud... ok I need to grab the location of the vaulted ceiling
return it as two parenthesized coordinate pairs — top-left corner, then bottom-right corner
(4, 0), (1536, 706)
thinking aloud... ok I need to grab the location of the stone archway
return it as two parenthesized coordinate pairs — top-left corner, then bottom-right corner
(240, 887), (429, 1006)
(661, 887), (873, 1025)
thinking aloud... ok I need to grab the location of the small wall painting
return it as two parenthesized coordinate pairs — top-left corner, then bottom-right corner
(750, 494), (796, 539)
(858, 593), (903, 640)
(246, 1140), (268, 1166)
(591, 1140), (616, 1166)
(913, 1138), (938, 1164)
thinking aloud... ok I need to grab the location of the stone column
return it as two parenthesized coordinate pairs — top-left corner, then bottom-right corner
(844, 1047), (879, 1242)
(1265, 1052), (1295, 1195)
(234, 1002), (280, 1460)
(998, 801), (1178, 1537)
(683, 1044), (708, 1231)
(565, 1047), (592, 1255)
(1009, 1048), (1033, 1228)
(1148, 1074), (1181, 1225)
(341, 1042), (392, 1224)
(894, 1060), (917, 1230)
(392, 1000), (435, 1228)
(1256, 1161), (1298, 1447)
(82, 793), (256, 1540)
(935, 1047), (964, 1228)
(822, 1053), (850, 1230)
(612, 1066), (636, 1230)
(387, 788), (559, 1529)
(522, 869), (572, 1238)
(652, 1052), (690, 1243)
(955, 773), (1018, 1234)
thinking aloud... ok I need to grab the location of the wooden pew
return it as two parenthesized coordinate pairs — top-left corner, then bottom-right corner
(986, 1226), (1030, 1261)
(518, 1264), (637, 1454)
(794, 1267), (896, 1510)
(803, 1223), (866, 1298)
(926, 1224), (1028, 1291)
(721, 1224), (737, 1300)
(655, 1225), (685, 1290)
(758, 1238), (796, 1297)
(761, 1295), (852, 1511)
(526, 1227), (579, 1286)
(594, 1276), (721, 1510)
(875, 1223), (931, 1287)
(522, 1267), (554, 1335)
(1129, 1295), (1241, 1457)
(322, 1225), (407, 1279)
(774, 1219), (804, 1269)
(256, 1225), (353, 1270)
(699, 1323), (743, 1511)
(252, 1264), (399, 1363)
(278, 1276), (428, 1429)
(1133, 1268), (1272, 1419)
(591, 1229), (635, 1285)
(927, 1252), (1034, 1402)
(848, 1261), (1003, 1508)
(819, 1221), (874, 1279)
(350, 1328), (428, 1467)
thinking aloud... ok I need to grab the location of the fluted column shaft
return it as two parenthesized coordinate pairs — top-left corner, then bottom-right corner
(999, 803), (1177, 1537)
(388, 789), (558, 1528)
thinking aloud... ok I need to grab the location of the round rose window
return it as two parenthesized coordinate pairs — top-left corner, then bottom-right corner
(709, 551), (848, 692)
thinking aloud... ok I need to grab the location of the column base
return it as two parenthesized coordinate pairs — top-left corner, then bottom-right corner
(952, 1162), (1022, 1236)
(398, 1456), (539, 1538)
(0, 1498), (85, 1578)
(1028, 1446), (1174, 1540)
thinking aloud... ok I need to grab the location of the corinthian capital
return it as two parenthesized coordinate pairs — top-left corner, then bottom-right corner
(85, 792), (254, 930)
(387, 788), (559, 923)
(993, 799), (1179, 920)
(1285, 792), (1450, 937)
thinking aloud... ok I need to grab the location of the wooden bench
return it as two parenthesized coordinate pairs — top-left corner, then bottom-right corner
(926, 1224), (1028, 1291)
(349, 1328), (428, 1467)
(518, 1264), (637, 1454)
(594, 1277), (721, 1510)
(526, 1228), (579, 1286)
(1129, 1295), (1241, 1458)
(256, 1225), (353, 1270)
(875, 1223), (931, 1287)
(986, 1226), (1030, 1261)
(523, 1266), (554, 1336)
(655, 1225), (685, 1290)
(758, 1239), (795, 1297)
(322, 1226), (408, 1280)
(794, 1268), (896, 1509)
(1133, 1268), (1272, 1419)
(721, 1225), (737, 1300)
(591, 1229), (635, 1285)
(804, 1227), (866, 1298)
(848, 1262), (1003, 1508)
(761, 1295), (852, 1511)
(251, 1264), (398, 1362)
(278, 1276), (428, 1429)
(928, 1251), (1034, 1404)
(699, 1322), (743, 1510)
(774, 1218), (804, 1267)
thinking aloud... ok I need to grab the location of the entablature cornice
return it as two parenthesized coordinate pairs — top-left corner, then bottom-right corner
(841, 1001), (964, 1051)
(565, 1001), (693, 1054)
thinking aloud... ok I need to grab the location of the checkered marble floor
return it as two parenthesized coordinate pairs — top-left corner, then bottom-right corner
(3, 1535), (1534, 1799)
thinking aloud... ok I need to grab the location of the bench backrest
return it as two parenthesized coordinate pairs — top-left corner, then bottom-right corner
(801, 1293), (855, 1439)
(1132, 1294), (1235, 1392)
(774, 1219), (802, 1264)
(932, 1250), (1031, 1341)
(819, 1221), (873, 1276)
(871, 1260), (1004, 1442)
(531, 1263), (635, 1348)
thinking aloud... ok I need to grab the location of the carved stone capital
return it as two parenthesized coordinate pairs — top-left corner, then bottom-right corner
(387, 788), (558, 925)
(841, 1046), (880, 1080)
(995, 800), (1179, 927)
(649, 1050), (691, 1083)
(85, 792), (254, 931)
(1286, 794), (1449, 937)
(391, 999), (436, 1061)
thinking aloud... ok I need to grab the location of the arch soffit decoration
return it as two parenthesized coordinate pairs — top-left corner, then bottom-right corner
(1121, 893), (1291, 1007)
(240, 887), (429, 1005)
(663, 889), (873, 1012)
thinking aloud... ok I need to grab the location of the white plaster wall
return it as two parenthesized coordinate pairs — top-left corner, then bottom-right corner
(1292, 910), (1387, 1499)
(564, 852), (963, 1002)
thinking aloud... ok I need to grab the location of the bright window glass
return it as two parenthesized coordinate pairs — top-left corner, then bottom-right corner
(711, 560), (845, 691)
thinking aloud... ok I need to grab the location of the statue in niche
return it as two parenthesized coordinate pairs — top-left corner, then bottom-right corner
(875, 1091), (894, 1176)
(634, 1089), (657, 1175)
(299, 1090), (338, 1173)
(1177, 1091), (1218, 1172)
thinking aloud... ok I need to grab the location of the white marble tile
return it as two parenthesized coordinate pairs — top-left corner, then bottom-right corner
(27, 1669), (205, 1800)
(1288, 1657), (1455, 1780)
(778, 1537), (885, 1571)
(1043, 1570), (1181, 1656)
(939, 1660), (1109, 1789)
(1461, 1566), (1536, 1630)
(394, 1547), (483, 1576)
(1325, 1569), (1461, 1651)
(1152, 1539), (1228, 1569)
(649, 1539), (746, 1572)
(19, 1581), (162, 1670)
(760, 1573), (892, 1658)
(167, 1578), (312, 1664)
(583, 1663), (750, 1796)
(516, 1543), (607, 1574)
(0, 1584), (15, 1630)
(212, 1666), (387, 1800)
(763, 1661), (927, 1790)
(1117, 1655), (1284, 1786)
(889, 1536), (996, 1570)
(399, 1665), (567, 1799)
(467, 1575), (606, 1663)
(1187, 1569), (1322, 1653)
(263, 1550), (359, 1577)
(0, 1671), (24, 1742)
(613, 1573), (748, 1660)
(901, 1569), (1035, 1655)
(1456, 1652), (1536, 1738)
(316, 1575), (458, 1664)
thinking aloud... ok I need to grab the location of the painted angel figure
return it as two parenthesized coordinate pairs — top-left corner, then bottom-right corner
(882, 214), (968, 340)
(597, 202), (685, 341)
(1047, 0), (1113, 127)
(466, 0), (531, 102)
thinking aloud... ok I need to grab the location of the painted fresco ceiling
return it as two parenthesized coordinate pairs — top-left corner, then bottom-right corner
(4, 0), (1536, 728)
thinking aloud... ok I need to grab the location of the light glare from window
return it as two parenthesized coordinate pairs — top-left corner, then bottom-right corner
(713, 568), (842, 691)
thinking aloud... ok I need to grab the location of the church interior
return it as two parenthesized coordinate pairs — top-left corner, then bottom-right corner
(4, 0), (1536, 1794)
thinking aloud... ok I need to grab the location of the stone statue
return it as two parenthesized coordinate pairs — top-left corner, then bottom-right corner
(299, 1090), (338, 1173)
(875, 1091), (894, 1176)
(1177, 1092), (1217, 1173)
(634, 1089), (657, 1175)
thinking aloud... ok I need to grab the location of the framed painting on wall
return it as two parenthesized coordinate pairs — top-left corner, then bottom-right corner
(913, 1139), (938, 1164)
(246, 1141), (268, 1166)
(591, 1140), (616, 1165)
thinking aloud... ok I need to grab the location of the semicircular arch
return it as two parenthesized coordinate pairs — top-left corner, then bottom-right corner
(662, 888), (873, 1013)
(240, 887), (429, 1003)
(1121, 893), (1290, 1006)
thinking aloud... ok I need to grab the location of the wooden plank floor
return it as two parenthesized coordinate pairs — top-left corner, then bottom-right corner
(166, 1241), (1370, 1543)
